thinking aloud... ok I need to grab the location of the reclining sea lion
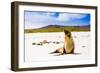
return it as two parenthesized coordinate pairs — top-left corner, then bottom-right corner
(50, 30), (74, 55)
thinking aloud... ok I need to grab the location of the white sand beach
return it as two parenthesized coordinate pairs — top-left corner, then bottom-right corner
(25, 32), (91, 63)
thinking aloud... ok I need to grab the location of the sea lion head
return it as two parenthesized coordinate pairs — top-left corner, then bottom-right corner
(64, 30), (71, 38)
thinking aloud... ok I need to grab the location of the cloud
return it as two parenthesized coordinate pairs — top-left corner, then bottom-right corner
(57, 13), (87, 22)
(25, 11), (90, 29)
(57, 13), (71, 21)
(69, 14), (88, 19)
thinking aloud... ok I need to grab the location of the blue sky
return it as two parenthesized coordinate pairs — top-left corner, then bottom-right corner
(24, 11), (90, 29)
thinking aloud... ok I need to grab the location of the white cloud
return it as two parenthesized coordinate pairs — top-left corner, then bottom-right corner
(57, 13), (70, 21)
(57, 13), (87, 22)
(69, 14), (87, 19)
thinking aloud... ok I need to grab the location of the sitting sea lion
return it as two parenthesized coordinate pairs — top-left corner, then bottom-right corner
(50, 30), (74, 55)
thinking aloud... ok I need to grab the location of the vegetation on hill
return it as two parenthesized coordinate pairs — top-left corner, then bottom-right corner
(25, 25), (90, 33)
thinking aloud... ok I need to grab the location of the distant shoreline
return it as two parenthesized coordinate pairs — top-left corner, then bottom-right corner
(24, 28), (90, 33)
(25, 30), (90, 33)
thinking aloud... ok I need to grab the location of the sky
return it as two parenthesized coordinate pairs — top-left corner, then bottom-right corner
(24, 11), (90, 29)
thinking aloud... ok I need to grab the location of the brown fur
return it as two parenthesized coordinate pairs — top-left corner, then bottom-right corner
(51, 30), (74, 54)
(64, 30), (74, 54)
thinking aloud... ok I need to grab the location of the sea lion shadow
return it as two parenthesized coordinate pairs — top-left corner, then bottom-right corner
(49, 52), (80, 56)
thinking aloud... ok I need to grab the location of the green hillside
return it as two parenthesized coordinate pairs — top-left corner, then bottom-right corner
(25, 25), (90, 33)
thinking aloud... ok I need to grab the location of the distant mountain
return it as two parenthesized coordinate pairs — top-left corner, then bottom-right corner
(25, 25), (90, 33)
(40, 25), (90, 29)
(41, 25), (64, 28)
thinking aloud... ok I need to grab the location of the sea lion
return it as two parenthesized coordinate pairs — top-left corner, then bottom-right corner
(63, 30), (74, 54)
(50, 30), (74, 54)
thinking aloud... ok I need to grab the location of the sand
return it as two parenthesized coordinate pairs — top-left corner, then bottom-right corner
(24, 32), (91, 62)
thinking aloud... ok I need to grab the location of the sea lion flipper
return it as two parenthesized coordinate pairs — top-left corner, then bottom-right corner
(50, 47), (64, 54)
(49, 50), (58, 54)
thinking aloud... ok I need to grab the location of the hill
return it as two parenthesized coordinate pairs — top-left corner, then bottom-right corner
(25, 25), (90, 33)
